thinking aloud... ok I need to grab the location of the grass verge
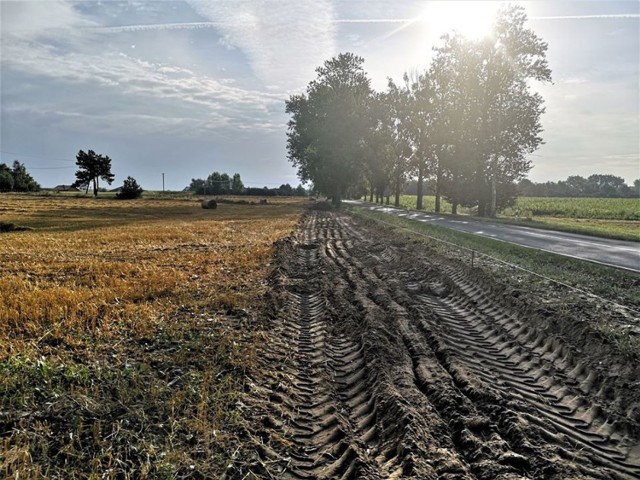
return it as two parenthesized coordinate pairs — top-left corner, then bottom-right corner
(351, 207), (640, 315)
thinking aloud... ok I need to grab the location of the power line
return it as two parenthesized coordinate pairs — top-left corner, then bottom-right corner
(25, 166), (75, 170)
(0, 151), (75, 163)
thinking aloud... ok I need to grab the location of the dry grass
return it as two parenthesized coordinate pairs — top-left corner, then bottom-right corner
(0, 194), (304, 478)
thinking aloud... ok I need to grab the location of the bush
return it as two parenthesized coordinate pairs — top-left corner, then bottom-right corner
(116, 176), (143, 199)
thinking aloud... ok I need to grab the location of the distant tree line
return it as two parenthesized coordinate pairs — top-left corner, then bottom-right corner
(0, 161), (41, 192)
(402, 174), (639, 199)
(286, 5), (552, 216)
(185, 172), (307, 196)
(518, 175), (639, 198)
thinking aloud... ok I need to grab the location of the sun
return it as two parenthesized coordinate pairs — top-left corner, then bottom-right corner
(424, 1), (500, 40)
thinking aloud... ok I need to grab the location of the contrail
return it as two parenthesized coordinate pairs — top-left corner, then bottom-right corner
(530, 14), (639, 20)
(83, 13), (639, 34)
(85, 22), (223, 33)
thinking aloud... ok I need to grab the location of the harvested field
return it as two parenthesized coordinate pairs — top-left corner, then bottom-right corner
(240, 208), (640, 479)
(0, 194), (304, 478)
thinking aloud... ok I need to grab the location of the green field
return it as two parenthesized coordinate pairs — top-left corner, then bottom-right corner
(375, 195), (640, 241)
(505, 197), (640, 221)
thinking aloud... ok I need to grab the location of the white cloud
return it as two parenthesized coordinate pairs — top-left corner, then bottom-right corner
(2, 37), (285, 135)
(185, 0), (337, 90)
(1, 0), (96, 36)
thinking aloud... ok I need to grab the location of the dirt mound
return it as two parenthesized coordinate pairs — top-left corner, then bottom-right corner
(238, 210), (640, 479)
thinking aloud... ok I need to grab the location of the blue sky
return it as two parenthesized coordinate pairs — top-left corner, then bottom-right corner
(1, 1), (638, 190)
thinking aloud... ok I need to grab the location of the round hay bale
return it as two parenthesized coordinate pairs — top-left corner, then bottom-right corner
(260, 198), (268, 205)
(201, 199), (218, 209)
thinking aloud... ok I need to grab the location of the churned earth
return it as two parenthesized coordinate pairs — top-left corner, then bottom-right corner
(237, 207), (640, 480)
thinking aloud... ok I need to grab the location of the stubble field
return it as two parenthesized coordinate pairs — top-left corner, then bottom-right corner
(0, 194), (304, 478)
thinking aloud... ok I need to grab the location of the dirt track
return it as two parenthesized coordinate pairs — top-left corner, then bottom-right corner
(242, 209), (640, 479)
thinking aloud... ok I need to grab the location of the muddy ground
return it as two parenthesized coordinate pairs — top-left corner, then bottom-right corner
(237, 208), (640, 479)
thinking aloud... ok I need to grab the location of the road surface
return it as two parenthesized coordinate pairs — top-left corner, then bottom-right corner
(348, 201), (640, 273)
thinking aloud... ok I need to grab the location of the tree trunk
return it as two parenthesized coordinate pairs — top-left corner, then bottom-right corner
(93, 177), (98, 197)
(416, 165), (424, 210)
(394, 174), (401, 207)
(435, 155), (442, 213)
(369, 188), (373, 202)
(452, 203), (458, 215)
(476, 172), (486, 216)
(489, 176), (497, 217)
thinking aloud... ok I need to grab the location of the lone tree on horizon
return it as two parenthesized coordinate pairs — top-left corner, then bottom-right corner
(72, 149), (115, 197)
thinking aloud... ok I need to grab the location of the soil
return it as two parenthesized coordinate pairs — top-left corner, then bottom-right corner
(238, 209), (640, 479)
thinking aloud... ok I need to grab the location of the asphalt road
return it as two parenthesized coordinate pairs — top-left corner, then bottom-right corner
(349, 201), (640, 273)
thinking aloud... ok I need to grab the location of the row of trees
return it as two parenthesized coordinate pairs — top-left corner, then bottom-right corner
(187, 172), (245, 195)
(518, 175), (639, 198)
(186, 173), (307, 196)
(0, 161), (41, 192)
(286, 6), (552, 215)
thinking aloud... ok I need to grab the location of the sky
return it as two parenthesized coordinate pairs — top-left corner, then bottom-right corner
(1, 0), (638, 191)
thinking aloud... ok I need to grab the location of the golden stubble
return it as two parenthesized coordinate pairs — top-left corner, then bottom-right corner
(0, 195), (303, 354)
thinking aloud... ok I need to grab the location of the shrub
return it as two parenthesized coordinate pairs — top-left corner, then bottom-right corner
(117, 176), (143, 199)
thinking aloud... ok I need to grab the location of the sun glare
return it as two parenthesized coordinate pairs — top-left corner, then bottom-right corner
(425, 1), (500, 40)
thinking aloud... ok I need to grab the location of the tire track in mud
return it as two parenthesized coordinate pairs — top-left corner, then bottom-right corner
(250, 215), (405, 479)
(249, 210), (640, 480)
(326, 233), (544, 479)
(411, 273), (640, 479)
(322, 211), (639, 479)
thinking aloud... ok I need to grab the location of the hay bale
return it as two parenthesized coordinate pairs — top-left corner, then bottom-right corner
(260, 198), (268, 205)
(201, 199), (218, 209)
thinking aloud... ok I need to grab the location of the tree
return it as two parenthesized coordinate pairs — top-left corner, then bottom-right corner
(565, 175), (588, 196)
(392, 72), (437, 210)
(585, 174), (629, 197)
(383, 83), (413, 207)
(9, 161), (40, 192)
(0, 164), (14, 192)
(362, 92), (396, 203)
(116, 176), (143, 199)
(477, 5), (551, 215)
(72, 150), (115, 197)
(231, 173), (244, 194)
(430, 6), (551, 216)
(286, 52), (374, 206)
(187, 178), (206, 194)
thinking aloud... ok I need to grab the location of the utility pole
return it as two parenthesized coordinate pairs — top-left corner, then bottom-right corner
(162, 173), (165, 192)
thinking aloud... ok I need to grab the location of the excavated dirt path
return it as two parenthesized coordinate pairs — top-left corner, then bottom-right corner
(244, 210), (640, 479)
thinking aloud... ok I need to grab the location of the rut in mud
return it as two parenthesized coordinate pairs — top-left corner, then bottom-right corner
(244, 209), (640, 480)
